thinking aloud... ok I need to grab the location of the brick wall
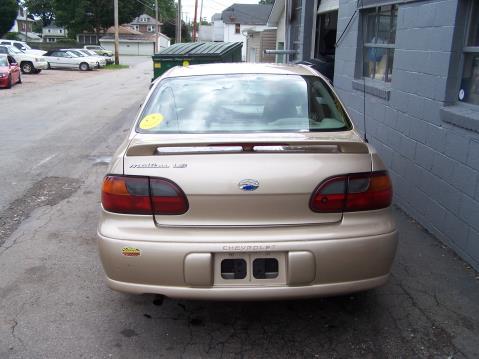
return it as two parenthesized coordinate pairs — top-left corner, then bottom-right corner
(335, 0), (479, 270)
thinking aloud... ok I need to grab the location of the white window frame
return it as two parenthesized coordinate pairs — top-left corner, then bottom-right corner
(460, 1), (479, 105)
(362, 5), (397, 83)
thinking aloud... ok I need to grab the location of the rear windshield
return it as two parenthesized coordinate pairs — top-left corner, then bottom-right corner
(137, 74), (352, 133)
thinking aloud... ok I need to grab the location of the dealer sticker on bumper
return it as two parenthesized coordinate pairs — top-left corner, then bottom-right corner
(121, 247), (141, 257)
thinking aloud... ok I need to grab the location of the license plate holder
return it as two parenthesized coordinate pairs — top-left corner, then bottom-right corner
(214, 252), (286, 286)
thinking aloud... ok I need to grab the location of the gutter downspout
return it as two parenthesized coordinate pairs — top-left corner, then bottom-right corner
(285, 0), (290, 63)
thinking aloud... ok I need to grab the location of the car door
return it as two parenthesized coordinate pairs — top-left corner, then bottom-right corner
(7, 56), (19, 82)
(46, 51), (60, 68)
(64, 51), (80, 68)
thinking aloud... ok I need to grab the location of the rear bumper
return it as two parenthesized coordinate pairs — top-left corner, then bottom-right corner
(98, 209), (398, 300)
(105, 274), (391, 300)
(0, 77), (9, 88)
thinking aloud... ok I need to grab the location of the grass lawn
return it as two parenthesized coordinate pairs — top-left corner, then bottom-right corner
(104, 64), (129, 70)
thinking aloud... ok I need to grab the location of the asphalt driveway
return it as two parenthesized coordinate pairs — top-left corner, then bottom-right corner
(0, 57), (478, 358)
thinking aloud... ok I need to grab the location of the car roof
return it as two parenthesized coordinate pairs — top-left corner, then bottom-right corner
(163, 63), (318, 78)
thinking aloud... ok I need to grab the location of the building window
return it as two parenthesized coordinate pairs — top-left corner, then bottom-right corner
(460, 1), (479, 105)
(235, 23), (240, 34)
(362, 5), (397, 83)
(147, 25), (154, 32)
(59, 29), (63, 34)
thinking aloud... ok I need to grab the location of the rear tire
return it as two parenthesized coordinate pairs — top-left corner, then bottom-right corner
(18, 73), (22, 84)
(6, 75), (12, 89)
(21, 61), (34, 74)
(79, 62), (89, 71)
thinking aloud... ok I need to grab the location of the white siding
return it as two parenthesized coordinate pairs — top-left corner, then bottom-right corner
(213, 20), (224, 41)
(276, 8), (286, 45)
(224, 24), (268, 61)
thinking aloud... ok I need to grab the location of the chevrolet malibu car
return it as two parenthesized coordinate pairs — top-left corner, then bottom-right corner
(98, 63), (398, 300)
(0, 55), (21, 89)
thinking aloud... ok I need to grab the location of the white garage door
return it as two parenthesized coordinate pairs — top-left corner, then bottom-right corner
(138, 42), (154, 56)
(120, 42), (139, 55)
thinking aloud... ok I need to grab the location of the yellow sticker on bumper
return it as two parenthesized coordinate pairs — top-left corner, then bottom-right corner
(121, 247), (141, 257)
(139, 113), (164, 129)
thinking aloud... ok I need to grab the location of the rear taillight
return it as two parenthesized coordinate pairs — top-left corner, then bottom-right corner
(101, 175), (188, 215)
(310, 171), (392, 213)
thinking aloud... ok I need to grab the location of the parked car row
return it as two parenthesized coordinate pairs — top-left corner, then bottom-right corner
(0, 40), (115, 89)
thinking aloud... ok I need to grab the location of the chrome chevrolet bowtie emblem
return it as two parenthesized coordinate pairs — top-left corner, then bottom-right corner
(238, 179), (259, 191)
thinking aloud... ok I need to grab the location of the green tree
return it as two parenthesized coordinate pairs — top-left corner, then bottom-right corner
(24, 0), (55, 26)
(0, 0), (18, 38)
(162, 20), (191, 43)
(141, 0), (176, 23)
(54, 0), (144, 37)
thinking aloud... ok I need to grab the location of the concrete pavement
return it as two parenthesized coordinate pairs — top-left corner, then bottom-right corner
(0, 58), (478, 358)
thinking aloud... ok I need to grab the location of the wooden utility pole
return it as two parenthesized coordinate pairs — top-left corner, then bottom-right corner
(114, 0), (120, 65)
(176, 0), (181, 43)
(192, 0), (198, 42)
(155, 0), (159, 52)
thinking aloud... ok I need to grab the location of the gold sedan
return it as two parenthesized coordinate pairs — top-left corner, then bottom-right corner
(98, 63), (397, 300)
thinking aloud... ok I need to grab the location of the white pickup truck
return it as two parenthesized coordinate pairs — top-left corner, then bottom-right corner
(0, 45), (48, 74)
(0, 39), (46, 56)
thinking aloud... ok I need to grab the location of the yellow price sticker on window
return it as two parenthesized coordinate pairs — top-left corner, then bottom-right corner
(139, 113), (164, 129)
(182, 60), (190, 67)
(154, 62), (161, 68)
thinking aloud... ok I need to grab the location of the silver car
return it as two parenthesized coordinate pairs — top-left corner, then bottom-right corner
(98, 63), (398, 300)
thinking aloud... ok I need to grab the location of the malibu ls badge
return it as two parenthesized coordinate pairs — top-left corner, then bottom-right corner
(238, 179), (259, 191)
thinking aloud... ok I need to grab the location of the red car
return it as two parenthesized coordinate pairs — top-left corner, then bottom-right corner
(0, 55), (21, 89)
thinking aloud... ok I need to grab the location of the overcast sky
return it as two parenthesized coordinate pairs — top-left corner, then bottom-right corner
(179, 0), (261, 23)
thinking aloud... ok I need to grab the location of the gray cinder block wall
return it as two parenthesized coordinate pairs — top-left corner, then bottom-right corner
(334, 0), (479, 270)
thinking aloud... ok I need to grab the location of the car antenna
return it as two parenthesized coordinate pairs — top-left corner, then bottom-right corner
(335, 0), (368, 143)
(359, 0), (368, 143)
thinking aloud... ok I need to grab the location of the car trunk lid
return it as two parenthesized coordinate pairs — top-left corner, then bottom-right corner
(123, 132), (371, 226)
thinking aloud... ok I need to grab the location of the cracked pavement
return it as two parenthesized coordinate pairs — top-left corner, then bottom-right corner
(1, 58), (479, 358)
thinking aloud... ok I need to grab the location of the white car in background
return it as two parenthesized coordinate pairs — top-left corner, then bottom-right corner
(0, 45), (48, 74)
(78, 49), (109, 67)
(42, 49), (97, 71)
(67, 49), (106, 68)
(0, 39), (46, 56)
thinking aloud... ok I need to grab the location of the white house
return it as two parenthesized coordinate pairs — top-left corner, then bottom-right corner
(198, 13), (225, 42)
(8, 7), (42, 42)
(42, 23), (68, 43)
(266, 0), (287, 63)
(221, 4), (273, 61)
